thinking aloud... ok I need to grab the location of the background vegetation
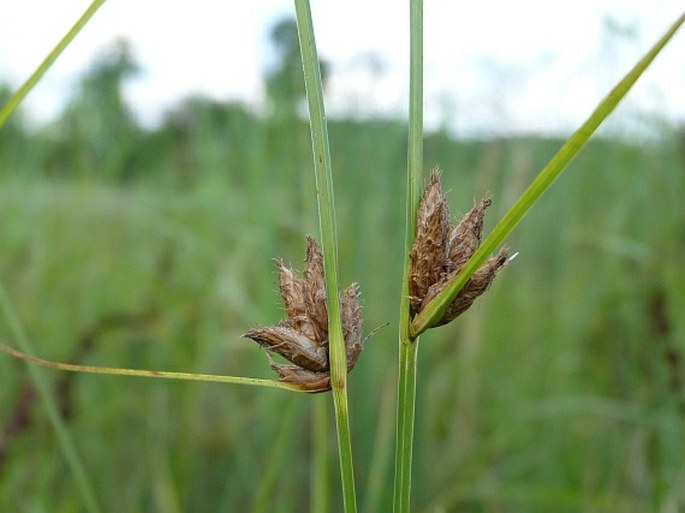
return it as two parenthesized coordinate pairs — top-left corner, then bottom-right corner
(1, 18), (684, 513)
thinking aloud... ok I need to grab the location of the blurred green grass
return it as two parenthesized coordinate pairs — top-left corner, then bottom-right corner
(2, 44), (685, 510)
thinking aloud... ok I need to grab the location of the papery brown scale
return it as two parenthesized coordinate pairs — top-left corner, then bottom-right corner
(340, 283), (363, 369)
(270, 362), (331, 393)
(446, 198), (492, 274)
(243, 326), (329, 372)
(277, 259), (306, 315)
(409, 170), (450, 315)
(430, 248), (509, 327)
(276, 260), (310, 330)
(276, 257), (325, 343)
(303, 235), (328, 341)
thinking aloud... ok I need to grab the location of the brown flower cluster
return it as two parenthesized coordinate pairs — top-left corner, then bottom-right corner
(244, 236), (364, 393)
(409, 170), (508, 328)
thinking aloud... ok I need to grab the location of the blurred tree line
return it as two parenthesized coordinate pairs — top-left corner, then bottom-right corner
(0, 18), (340, 187)
(2, 16), (683, 190)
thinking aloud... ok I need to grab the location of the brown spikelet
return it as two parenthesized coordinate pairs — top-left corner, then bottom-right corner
(340, 283), (363, 369)
(270, 362), (331, 393)
(408, 172), (509, 328)
(243, 236), (369, 393)
(243, 326), (329, 372)
(276, 259), (317, 340)
(304, 235), (328, 340)
(446, 198), (491, 273)
(425, 248), (509, 327)
(409, 170), (450, 315)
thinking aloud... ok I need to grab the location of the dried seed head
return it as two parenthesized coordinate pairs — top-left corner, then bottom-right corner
(409, 172), (509, 327)
(243, 236), (368, 392)
(409, 170), (450, 315)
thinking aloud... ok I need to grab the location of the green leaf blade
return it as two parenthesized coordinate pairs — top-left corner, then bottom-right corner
(410, 10), (685, 338)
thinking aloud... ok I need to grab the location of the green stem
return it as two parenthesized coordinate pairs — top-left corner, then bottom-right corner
(394, 0), (423, 512)
(410, 9), (685, 338)
(0, 342), (305, 391)
(0, 0), (107, 129)
(292, 1), (357, 512)
(394, 337), (419, 513)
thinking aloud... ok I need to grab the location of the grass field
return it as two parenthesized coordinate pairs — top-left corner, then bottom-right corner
(1, 105), (685, 512)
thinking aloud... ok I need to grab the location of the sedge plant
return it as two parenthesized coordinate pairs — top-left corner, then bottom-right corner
(1, 1), (684, 512)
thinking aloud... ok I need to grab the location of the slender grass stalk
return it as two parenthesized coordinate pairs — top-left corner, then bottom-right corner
(0, 0), (107, 130)
(410, 10), (685, 338)
(0, 285), (102, 513)
(394, 1), (424, 512)
(292, 1), (357, 512)
(0, 342), (304, 391)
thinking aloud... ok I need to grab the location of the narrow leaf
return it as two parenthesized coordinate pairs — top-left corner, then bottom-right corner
(0, 0), (107, 129)
(410, 11), (685, 338)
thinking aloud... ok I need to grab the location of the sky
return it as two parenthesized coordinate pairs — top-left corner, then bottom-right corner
(1, 0), (684, 136)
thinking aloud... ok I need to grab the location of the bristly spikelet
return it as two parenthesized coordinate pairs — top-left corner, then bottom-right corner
(269, 362), (331, 393)
(423, 248), (508, 326)
(445, 198), (491, 273)
(243, 236), (367, 393)
(340, 283), (363, 369)
(408, 172), (508, 328)
(242, 325), (329, 372)
(409, 169), (450, 316)
(303, 235), (328, 340)
(276, 259), (315, 339)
